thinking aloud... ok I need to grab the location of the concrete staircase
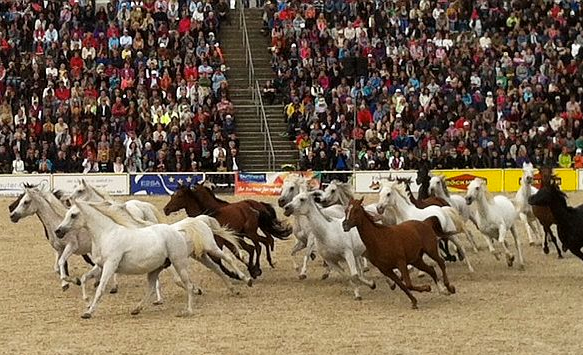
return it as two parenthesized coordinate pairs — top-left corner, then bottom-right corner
(220, 8), (298, 172)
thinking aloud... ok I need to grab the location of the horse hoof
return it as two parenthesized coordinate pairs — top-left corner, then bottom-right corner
(506, 255), (515, 267)
(62, 284), (70, 292)
(194, 288), (203, 295)
(153, 300), (164, 306)
(370, 281), (377, 290)
(558, 254), (564, 259)
(298, 274), (307, 280)
(130, 308), (141, 315)
(518, 264), (525, 271)
(309, 253), (316, 261)
(389, 283), (396, 291)
(109, 287), (118, 294)
(543, 246), (550, 254)
(176, 310), (193, 318)
(529, 242), (535, 247)
(447, 285), (456, 294)
(246, 279), (253, 287)
(411, 303), (418, 310)
(75, 278), (81, 286)
(94, 281), (100, 288)
(321, 273), (329, 280)
(355, 296), (362, 301)
(424, 285), (432, 292)
(81, 312), (92, 319)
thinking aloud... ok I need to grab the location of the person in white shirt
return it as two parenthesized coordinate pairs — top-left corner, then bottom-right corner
(44, 23), (58, 45)
(82, 156), (100, 174)
(213, 144), (226, 164)
(113, 156), (125, 173)
(119, 30), (133, 48)
(12, 154), (25, 174)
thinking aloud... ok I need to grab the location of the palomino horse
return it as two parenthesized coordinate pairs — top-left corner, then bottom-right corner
(529, 181), (583, 262)
(514, 163), (544, 246)
(283, 191), (376, 300)
(55, 200), (198, 319)
(376, 180), (475, 273)
(342, 198), (456, 309)
(465, 178), (525, 269)
(532, 167), (563, 257)
(9, 184), (93, 291)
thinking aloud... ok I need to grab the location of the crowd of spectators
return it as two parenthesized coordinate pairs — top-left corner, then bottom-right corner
(262, 0), (583, 172)
(0, 0), (243, 175)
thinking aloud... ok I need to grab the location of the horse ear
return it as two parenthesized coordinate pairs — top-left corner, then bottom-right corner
(358, 196), (364, 204)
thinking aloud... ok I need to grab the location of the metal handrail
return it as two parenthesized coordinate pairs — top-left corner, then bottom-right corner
(237, 0), (254, 87)
(255, 80), (276, 170)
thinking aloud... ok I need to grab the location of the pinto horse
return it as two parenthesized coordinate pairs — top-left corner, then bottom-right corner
(532, 167), (563, 257)
(529, 180), (583, 262)
(163, 184), (291, 278)
(342, 198), (456, 309)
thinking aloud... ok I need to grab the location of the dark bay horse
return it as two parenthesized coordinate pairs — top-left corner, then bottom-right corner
(342, 198), (455, 309)
(532, 167), (563, 257)
(163, 184), (291, 278)
(529, 182), (583, 262)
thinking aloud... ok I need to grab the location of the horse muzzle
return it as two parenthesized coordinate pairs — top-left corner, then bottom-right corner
(376, 205), (385, 214)
(283, 205), (293, 217)
(9, 213), (20, 223)
(163, 206), (171, 216)
(465, 197), (473, 205)
(277, 198), (287, 208)
(341, 220), (352, 232)
(54, 227), (66, 239)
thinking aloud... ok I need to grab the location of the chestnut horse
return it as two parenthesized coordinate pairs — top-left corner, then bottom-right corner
(532, 167), (563, 257)
(342, 198), (456, 309)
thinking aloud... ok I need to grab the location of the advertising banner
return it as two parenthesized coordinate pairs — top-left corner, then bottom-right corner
(52, 174), (129, 195)
(0, 174), (52, 196)
(432, 169), (504, 192)
(235, 171), (319, 196)
(503, 168), (577, 192)
(130, 173), (205, 195)
(354, 170), (419, 193)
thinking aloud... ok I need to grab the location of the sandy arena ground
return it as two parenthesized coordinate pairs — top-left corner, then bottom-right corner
(1, 192), (583, 355)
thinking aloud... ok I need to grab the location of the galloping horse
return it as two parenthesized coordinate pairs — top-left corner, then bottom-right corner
(342, 198), (456, 309)
(514, 163), (543, 247)
(532, 167), (563, 257)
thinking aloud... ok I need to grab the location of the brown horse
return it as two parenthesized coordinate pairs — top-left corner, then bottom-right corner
(533, 167), (563, 257)
(342, 197), (456, 309)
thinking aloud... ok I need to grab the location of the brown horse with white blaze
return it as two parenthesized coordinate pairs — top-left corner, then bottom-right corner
(342, 197), (456, 309)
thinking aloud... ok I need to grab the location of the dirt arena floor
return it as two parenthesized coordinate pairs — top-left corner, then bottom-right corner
(1, 192), (583, 355)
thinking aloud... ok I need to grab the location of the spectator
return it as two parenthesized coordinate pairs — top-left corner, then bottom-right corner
(12, 153), (24, 173)
(558, 146), (573, 168)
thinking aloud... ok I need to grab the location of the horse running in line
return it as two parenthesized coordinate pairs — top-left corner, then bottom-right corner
(277, 175), (345, 279)
(529, 181), (583, 262)
(55, 200), (201, 319)
(514, 163), (544, 246)
(283, 192), (376, 300)
(532, 167), (563, 257)
(342, 198), (456, 309)
(465, 178), (525, 269)
(376, 180), (475, 273)
(9, 184), (93, 291)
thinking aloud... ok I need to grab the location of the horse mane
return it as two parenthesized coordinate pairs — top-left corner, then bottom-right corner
(83, 201), (140, 228)
(285, 174), (310, 191)
(35, 188), (69, 216)
(86, 183), (113, 201)
(475, 179), (494, 202)
(330, 180), (354, 201)
(198, 185), (229, 205)
(396, 177), (412, 185)
(390, 181), (411, 204)
(310, 192), (333, 223)
(438, 176), (450, 197)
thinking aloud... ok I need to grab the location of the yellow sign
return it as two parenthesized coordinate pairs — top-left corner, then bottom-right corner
(432, 169), (504, 192)
(503, 168), (577, 192)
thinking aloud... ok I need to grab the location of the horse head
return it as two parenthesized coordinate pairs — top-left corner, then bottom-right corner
(278, 175), (306, 208)
(163, 184), (198, 216)
(9, 185), (40, 223)
(521, 162), (535, 185)
(377, 180), (401, 214)
(283, 191), (320, 217)
(528, 183), (567, 208)
(342, 197), (365, 232)
(465, 178), (488, 205)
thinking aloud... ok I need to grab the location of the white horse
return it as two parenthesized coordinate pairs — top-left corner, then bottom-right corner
(9, 185), (93, 291)
(319, 180), (396, 225)
(55, 200), (199, 319)
(69, 179), (163, 223)
(515, 163), (543, 246)
(465, 178), (525, 269)
(277, 175), (343, 279)
(77, 201), (252, 301)
(283, 192), (376, 300)
(377, 180), (475, 273)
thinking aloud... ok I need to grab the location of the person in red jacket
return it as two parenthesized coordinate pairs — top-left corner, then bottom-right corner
(111, 96), (127, 119)
(55, 81), (70, 102)
(357, 104), (372, 127)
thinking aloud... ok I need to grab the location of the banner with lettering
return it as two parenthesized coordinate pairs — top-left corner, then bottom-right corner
(235, 171), (320, 196)
(130, 173), (204, 195)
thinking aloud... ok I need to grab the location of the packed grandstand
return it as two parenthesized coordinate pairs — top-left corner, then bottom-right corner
(0, 0), (582, 174)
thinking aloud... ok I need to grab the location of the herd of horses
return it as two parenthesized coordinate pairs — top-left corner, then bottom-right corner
(6, 165), (583, 318)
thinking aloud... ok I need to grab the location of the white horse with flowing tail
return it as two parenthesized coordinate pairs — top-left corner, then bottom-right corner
(277, 175), (342, 279)
(376, 180), (475, 273)
(283, 192), (376, 300)
(69, 179), (163, 223)
(9, 184), (93, 291)
(54, 200), (199, 319)
(514, 163), (543, 246)
(465, 178), (525, 269)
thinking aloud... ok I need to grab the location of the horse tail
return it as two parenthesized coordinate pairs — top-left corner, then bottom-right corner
(173, 218), (208, 259)
(424, 216), (445, 237)
(147, 202), (166, 223)
(260, 202), (277, 219)
(201, 216), (244, 260)
(82, 254), (95, 266)
(258, 207), (293, 240)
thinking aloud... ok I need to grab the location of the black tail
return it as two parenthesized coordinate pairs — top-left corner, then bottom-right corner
(258, 205), (292, 240)
(424, 216), (445, 237)
(82, 254), (95, 266)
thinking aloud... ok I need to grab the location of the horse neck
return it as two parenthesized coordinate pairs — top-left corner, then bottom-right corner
(303, 202), (333, 239)
(78, 205), (121, 243)
(518, 180), (533, 200)
(338, 190), (352, 206)
(434, 185), (452, 204)
(197, 190), (224, 211)
(418, 183), (430, 200)
(474, 192), (495, 220)
(32, 195), (66, 239)
(391, 193), (413, 222)
(353, 210), (380, 246)
(83, 188), (106, 202)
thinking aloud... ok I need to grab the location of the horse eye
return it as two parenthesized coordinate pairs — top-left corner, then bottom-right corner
(386, 193), (391, 197)
(290, 186), (294, 190)
(300, 198), (306, 202)
(24, 200), (30, 205)
(72, 213), (78, 219)
(331, 189), (336, 193)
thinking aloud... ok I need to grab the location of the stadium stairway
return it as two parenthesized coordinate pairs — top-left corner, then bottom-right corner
(220, 8), (298, 172)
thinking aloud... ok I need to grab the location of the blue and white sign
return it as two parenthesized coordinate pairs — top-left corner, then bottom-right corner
(130, 173), (204, 195)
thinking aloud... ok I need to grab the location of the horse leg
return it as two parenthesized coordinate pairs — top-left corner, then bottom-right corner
(384, 268), (418, 309)
(83, 259), (119, 319)
(53, 251), (60, 274)
(447, 235), (475, 273)
(198, 253), (239, 295)
(396, 260), (431, 293)
(239, 237), (257, 278)
(131, 268), (162, 315)
(80, 265), (101, 302)
(462, 226), (480, 253)
(439, 240), (457, 262)
(167, 265), (203, 295)
(354, 254), (376, 289)
(328, 259), (361, 300)
(208, 247), (253, 287)
(530, 218), (544, 246)
(250, 237), (263, 278)
(171, 258), (196, 318)
(482, 233), (500, 260)
(58, 244), (80, 290)
(520, 213), (536, 246)
(423, 247), (456, 295)
(109, 274), (119, 294)
(548, 228), (563, 259)
(410, 258), (447, 295)
(510, 226), (525, 270)
(299, 234), (316, 280)
(568, 247), (583, 263)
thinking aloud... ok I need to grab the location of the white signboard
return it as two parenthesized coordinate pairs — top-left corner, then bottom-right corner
(354, 170), (419, 193)
(52, 174), (129, 195)
(0, 175), (52, 196)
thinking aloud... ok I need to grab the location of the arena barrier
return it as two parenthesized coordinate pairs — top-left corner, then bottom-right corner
(0, 169), (581, 196)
